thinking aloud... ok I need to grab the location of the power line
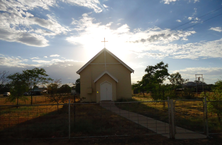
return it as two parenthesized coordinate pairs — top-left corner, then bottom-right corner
(171, 6), (222, 31)
(182, 12), (222, 31)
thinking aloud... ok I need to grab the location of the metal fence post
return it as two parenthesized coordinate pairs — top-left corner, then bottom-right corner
(204, 97), (209, 137)
(68, 99), (70, 139)
(170, 99), (175, 139)
(167, 97), (172, 138)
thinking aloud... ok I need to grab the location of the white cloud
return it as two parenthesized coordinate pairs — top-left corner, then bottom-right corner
(0, 0), (69, 47)
(31, 57), (40, 59)
(67, 13), (222, 60)
(0, 54), (31, 67)
(64, 0), (103, 13)
(162, 0), (177, 4)
(67, 13), (196, 59)
(171, 38), (222, 59)
(188, 17), (201, 23)
(209, 27), (222, 32)
(44, 56), (48, 58)
(188, 17), (193, 20)
(162, 0), (200, 4)
(0, 53), (83, 84)
(32, 59), (51, 64)
(173, 67), (222, 84)
(176, 19), (181, 22)
(103, 4), (108, 8)
(50, 54), (60, 57)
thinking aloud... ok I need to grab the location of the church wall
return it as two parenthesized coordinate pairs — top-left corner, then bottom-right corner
(91, 52), (104, 63)
(106, 64), (132, 100)
(80, 65), (96, 102)
(79, 49), (132, 102)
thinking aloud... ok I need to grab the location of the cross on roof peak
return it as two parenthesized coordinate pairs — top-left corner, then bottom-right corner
(101, 38), (108, 48)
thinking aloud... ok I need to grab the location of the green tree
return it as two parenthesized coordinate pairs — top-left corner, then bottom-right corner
(169, 72), (185, 86)
(6, 73), (28, 107)
(168, 72), (187, 98)
(142, 61), (169, 101)
(0, 71), (9, 93)
(214, 80), (222, 92)
(200, 80), (222, 124)
(45, 79), (65, 109)
(22, 68), (52, 105)
(59, 84), (71, 93)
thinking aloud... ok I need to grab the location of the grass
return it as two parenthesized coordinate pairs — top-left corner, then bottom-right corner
(0, 98), (152, 139)
(117, 95), (222, 134)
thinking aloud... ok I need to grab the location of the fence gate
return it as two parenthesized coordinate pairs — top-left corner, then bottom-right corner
(173, 99), (206, 137)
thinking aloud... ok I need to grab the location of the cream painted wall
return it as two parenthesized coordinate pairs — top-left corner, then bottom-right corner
(79, 49), (132, 102)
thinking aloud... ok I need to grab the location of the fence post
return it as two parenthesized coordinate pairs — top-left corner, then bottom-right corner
(167, 97), (172, 138)
(204, 97), (209, 137)
(170, 99), (175, 139)
(68, 99), (70, 139)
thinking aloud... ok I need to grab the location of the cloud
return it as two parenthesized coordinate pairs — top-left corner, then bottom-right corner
(209, 27), (222, 32)
(161, 0), (177, 4)
(0, 0), (69, 47)
(0, 54), (83, 84)
(176, 20), (182, 22)
(173, 67), (222, 84)
(0, 54), (31, 67)
(50, 54), (60, 57)
(171, 38), (222, 59)
(31, 57), (40, 59)
(162, 0), (199, 4)
(32, 59), (51, 64)
(131, 28), (195, 44)
(103, 4), (108, 8)
(0, 28), (49, 47)
(66, 13), (222, 60)
(187, 17), (201, 23)
(64, 0), (104, 13)
(66, 13), (196, 60)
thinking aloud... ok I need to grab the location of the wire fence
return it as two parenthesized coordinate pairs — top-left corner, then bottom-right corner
(174, 99), (205, 134)
(0, 98), (221, 140)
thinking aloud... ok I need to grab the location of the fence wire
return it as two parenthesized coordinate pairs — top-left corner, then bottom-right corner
(206, 101), (222, 135)
(0, 99), (221, 140)
(174, 100), (205, 134)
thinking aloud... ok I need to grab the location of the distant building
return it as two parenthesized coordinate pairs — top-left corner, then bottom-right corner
(30, 87), (47, 95)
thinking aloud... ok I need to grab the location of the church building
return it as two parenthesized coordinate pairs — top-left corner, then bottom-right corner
(76, 48), (134, 103)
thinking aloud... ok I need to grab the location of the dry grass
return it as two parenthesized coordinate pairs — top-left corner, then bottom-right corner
(117, 95), (222, 133)
(0, 97), (151, 139)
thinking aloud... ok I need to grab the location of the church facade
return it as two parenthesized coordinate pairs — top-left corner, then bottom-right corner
(76, 48), (134, 102)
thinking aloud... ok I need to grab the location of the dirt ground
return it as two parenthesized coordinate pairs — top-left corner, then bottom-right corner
(1, 135), (222, 145)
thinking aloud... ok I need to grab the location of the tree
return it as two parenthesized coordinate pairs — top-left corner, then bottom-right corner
(142, 61), (169, 101)
(168, 72), (187, 99)
(45, 79), (65, 109)
(145, 61), (169, 84)
(0, 71), (9, 93)
(214, 80), (222, 92)
(6, 73), (28, 107)
(200, 80), (222, 124)
(59, 84), (71, 93)
(22, 68), (52, 105)
(169, 72), (185, 86)
(75, 78), (80, 94)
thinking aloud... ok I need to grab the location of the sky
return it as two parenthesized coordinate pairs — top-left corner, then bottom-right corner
(0, 0), (222, 85)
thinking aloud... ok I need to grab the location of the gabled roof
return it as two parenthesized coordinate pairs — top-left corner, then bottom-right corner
(94, 71), (118, 83)
(76, 48), (134, 74)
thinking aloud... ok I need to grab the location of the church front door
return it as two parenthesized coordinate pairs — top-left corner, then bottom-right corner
(100, 82), (112, 101)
